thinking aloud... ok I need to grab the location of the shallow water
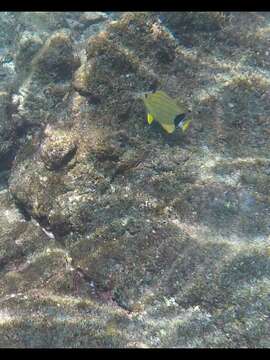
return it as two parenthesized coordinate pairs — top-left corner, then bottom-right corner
(0, 11), (269, 348)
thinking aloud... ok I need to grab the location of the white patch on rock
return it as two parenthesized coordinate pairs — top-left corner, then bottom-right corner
(41, 227), (55, 239)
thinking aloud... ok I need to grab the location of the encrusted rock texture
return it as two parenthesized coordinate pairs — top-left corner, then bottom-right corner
(0, 11), (270, 348)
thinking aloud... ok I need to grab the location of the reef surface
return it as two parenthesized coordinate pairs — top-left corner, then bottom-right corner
(0, 12), (270, 348)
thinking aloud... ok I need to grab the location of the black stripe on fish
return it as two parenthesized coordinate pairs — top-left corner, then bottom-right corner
(174, 113), (188, 128)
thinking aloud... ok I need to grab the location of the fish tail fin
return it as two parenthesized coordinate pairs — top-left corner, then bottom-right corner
(182, 118), (191, 132)
(147, 113), (154, 124)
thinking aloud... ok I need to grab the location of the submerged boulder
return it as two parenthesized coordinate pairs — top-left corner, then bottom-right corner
(13, 30), (80, 130)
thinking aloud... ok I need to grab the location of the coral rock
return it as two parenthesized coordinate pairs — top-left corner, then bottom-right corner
(40, 127), (77, 170)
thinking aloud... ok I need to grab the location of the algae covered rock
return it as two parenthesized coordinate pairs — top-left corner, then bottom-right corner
(0, 90), (18, 168)
(0, 12), (17, 48)
(79, 12), (108, 27)
(40, 126), (77, 170)
(32, 31), (80, 83)
(0, 189), (50, 274)
(17, 12), (71, 34)
(15, 31), (43, 80)
(159, 12), (228, 33)
(0, 91), (12, 159)
(13, 30), (80, 129)
(1, 11), (270, 348)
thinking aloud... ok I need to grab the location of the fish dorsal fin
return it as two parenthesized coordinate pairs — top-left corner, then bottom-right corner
(160, 122), (175, 134)
(147, 113), (154, 124)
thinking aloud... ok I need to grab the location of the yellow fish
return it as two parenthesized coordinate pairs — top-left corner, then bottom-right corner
(142, 90), (191, 134)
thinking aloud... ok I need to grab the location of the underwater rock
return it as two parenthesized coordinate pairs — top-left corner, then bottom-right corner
(40, 126), (77, 170)
(79, 12), (108, 27)
(0, 190), (50, 275)
(72, 62), (92, 96)
(15, 31), (43, 80)
(2, 11), (270, 347)
(17, 12), (71, 34)
(0, 12), (17, 48)
(32, 31), (80, 83)
(9, 151), (65, 230)
(13, 30), (80, 130)
(82, 12), (172, 118)
(0, 169), (9, 190)
(159, 12), (228, 33)
(0, 52), (17, 92)
(0, 91), (15, 168)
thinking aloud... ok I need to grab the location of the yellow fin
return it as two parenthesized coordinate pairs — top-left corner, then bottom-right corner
(147, 113), (154, 124)
(182, 119), (191, 132)
(160, 122), (175, 134)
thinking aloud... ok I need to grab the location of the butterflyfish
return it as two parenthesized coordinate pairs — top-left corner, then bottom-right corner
(142, 90), (191, 134)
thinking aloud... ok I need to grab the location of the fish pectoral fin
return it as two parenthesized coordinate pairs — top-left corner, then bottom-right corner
(147, 113), (154, 124)
(160, 122), (175, 134)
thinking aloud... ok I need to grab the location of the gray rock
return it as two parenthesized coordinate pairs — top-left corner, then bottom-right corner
(79, 12), (108, 27)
